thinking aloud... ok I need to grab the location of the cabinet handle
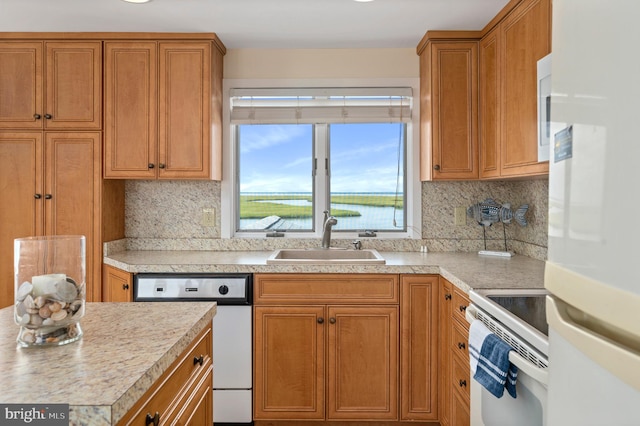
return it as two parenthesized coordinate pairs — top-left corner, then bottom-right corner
(329, 317), (336, 324)
(459, 305), (467, 312)
(145, 412), (159, 426)
(34, 194), (42, 199)
(444, 293), (452, 300)
(158, 163), (166, 169)
(459, 379), (467, 388)
(434, 164), (441, 171)
(45, 194), (52, 200)
(148, 163), (155, 169)
(44, 114), (52, 119)
(317, 317), (324, 324)
(33, 114), (41, 119)
(194, 355), (204, 366)
(122, 284), (129, 290)
(458, 342), (466, 350)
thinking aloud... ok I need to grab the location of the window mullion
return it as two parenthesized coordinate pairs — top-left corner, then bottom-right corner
(314, 124), (329, 235)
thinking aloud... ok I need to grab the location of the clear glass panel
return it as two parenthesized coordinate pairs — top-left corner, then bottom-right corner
(237, 124), (314, 232)
(329, 123), (405, 232)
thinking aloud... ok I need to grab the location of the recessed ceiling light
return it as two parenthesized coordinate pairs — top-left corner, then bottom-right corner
(121, 0), (152, 3)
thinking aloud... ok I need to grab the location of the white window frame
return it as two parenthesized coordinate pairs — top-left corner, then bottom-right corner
(221, 78), (421, 240)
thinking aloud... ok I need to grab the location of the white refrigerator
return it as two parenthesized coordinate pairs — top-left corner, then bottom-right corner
(545, 1), (640, 425)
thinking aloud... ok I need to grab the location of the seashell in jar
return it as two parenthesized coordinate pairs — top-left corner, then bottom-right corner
(20, 329), (35, 344)
(22, 294), (35, 310)
(29, 314), (43, 326)
(67, 324), (78, 338)
(51, 309), (67, 322)
(33, 296), (46, 309)
(15, 301), (27, 317)
(16, 282), (33, 301)
(55, 280), (78, 303)
(46, 337), (59, 344)
(38, 305), (52, 319)
(69, 300), (83, 315)
(49, 301), (63, 313)
(42, 318), (55, 326)
(18, 313), (30, 326)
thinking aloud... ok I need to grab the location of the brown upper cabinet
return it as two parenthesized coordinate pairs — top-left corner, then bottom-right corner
(0, 41), (102, 130)
(103, 40), (224, 180)
(418, 0), (551, 181)
(418, 35), (479, 180)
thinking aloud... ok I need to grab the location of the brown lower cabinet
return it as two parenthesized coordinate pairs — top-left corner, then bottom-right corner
(102, 264), (133, 302)
(253, 273), (438, 423)
(117, 323), (213, 425)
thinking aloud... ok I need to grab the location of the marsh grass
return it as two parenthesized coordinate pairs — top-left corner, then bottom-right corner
(240, 194), (403, 219)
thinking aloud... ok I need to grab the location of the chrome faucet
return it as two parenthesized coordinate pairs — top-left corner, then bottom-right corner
(321, 210), (338, 249)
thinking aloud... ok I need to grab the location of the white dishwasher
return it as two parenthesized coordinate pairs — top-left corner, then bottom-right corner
(134, 273), (253, 425)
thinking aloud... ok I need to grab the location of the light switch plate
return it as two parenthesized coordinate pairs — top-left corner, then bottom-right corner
(202, 208), (216, 227)
(454, 207), (466, 226)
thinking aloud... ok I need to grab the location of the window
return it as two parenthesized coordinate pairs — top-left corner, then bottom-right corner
(227, 87), (416, 238)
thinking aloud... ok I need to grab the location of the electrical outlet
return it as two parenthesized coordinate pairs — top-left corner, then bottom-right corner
(201, 208), (216, 227)
(454, 207), (466, 226)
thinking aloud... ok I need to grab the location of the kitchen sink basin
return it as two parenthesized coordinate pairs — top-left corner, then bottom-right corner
(266, 248), (386, 264)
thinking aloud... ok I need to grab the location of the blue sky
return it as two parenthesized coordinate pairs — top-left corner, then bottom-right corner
(238, 123), (404, 193)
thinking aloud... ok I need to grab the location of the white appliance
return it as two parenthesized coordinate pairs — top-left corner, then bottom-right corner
(134, 273), (253, 425)
(467, 289), (549, 426)
(545, 1), (640, 425)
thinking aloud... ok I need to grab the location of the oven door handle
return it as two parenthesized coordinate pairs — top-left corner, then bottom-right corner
(466, 304), (548, 386)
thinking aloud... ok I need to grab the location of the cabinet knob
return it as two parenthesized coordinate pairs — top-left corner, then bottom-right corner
(329, 317), (336, 324)
(317, 317), (324, 324)
(444, 293), (452, 300)
(122, 284), (129, 290)
(45, 194), (52, 200)
(193, 355), (204, 366)
(33, 114), (41, 119)
(434, 164), (441, 171)
(459, 379), (467, 388)
(44, 114), (52, 119)
(34, 194), (42, 199)
(459, 305), (467, 312)
(145, 412), (160, 426)
(148, 163), (155, 169)
(158, 163), (166, 169)
(458, 342), (466, 350)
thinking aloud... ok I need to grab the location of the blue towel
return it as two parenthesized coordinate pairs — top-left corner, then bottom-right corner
(473, 333), (518, 398)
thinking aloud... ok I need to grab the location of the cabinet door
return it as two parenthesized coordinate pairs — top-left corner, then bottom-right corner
(158, 42), (211, 179)
(254, 305), (325, 420)
(102, 264), (133, 302)
(400, 275), (438, 420)
(104, 42), (158, 179)
(327, 305), (398, 420)
(0, 42), (43, 129)
(0, 132), (42, 308)
(479, 27), (500, 179)
(44, 42), (102, 130)
(422, 41), (478, 180)
(44, 132), (101, 302)
(500, 0), (551, 177)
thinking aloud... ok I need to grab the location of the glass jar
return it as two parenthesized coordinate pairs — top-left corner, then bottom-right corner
(14, 235), (86, 347)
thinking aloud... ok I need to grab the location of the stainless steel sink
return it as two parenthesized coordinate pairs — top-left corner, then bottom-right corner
(266, 248), (386, 264)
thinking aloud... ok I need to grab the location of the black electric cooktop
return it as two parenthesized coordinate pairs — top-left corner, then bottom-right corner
(487, 294), (548, 336)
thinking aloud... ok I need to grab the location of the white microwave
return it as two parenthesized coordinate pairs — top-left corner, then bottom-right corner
(537, 53), (552, 162)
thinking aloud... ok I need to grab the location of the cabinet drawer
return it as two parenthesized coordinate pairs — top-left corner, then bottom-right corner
(254, 274), (399, 304)
(451, 319), (470, 364)
(452, 288), (470, 328)
(452, 354), (470, 402)
(118, 325), (212, 425)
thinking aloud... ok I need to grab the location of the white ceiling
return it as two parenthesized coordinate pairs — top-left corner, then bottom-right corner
(1, 0), (509, 49)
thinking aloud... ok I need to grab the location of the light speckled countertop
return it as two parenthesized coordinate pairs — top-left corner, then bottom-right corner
(0, 302), (216, 426)
(104, 250), (546, 293)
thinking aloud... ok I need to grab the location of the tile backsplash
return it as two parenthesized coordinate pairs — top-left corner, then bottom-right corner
(123, 178), (548, 261)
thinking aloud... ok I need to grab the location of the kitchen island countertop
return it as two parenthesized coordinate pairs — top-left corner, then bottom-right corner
(0, 301), (216, 425)
(104, 250), (546, 293)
